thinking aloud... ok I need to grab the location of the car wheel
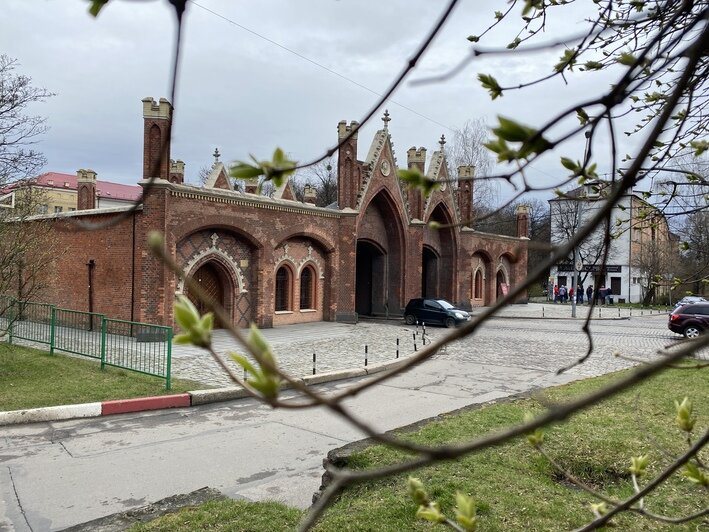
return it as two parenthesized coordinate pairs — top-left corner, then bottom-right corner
(683, 325), (702, 339)
(405, 314), (416, 325)
(445, 317), (455, 328)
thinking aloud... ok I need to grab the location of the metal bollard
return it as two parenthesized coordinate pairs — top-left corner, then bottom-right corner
(542, 306), (545, 318)
(244, 367), (247, 381)
(365, 345), (368, 367)
(396, 337), (399, 359)
(313, 352), (316, 375)
(413, 332), (417, 351)
(618, 307), (621, 317)
(598, 306), (601, 318)
(415, 320), (419, 334)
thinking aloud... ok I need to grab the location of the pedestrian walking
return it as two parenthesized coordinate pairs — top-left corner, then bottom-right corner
(586, 285), (593, 305)
(554, 284), (559, 303)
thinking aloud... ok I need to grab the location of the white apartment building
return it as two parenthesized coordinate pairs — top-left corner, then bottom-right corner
(548, 181), (672, 304)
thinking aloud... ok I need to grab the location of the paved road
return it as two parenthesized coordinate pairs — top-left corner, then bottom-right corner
(1, 313), (690, 531)
(172, 303), (677, 386)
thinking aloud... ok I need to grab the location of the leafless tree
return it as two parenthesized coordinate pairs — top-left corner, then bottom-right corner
(0, 55), (56, 323)
(654, 156), (709, 297)
(292, 157), (338, 207)
(446, 119), (498, 218)
(0, 55), (54, 186)
(549, 195), (614, 287)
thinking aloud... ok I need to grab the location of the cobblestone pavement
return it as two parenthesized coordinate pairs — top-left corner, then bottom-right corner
(172, 303), (699, 387)
(4, 304), (702, 388)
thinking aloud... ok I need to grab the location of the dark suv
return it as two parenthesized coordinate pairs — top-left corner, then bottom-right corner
(404, 298), (471, 328)
(668, 302), (709, 338)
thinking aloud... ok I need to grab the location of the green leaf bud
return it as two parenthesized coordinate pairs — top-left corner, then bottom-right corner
(629, 455), (650, 477)
(674, 397), (696, 433)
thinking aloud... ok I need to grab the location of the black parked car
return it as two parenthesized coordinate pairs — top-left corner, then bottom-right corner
(404, 298), (471, 328)
(668, 302), (709, 338)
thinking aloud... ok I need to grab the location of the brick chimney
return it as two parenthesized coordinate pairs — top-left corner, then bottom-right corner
(142, 97), (172, 180)
(169, 159), (185, 184)
(406, 147), (426, 220)
(337, 120), (360, 209)
(515, 204), (530, 238)
(244, 178), (259, 194)
(76, 169), (97, 210)
(406, 147), (426, 173)
(303, 184), (317, 204)
(457, 165), (475, 228)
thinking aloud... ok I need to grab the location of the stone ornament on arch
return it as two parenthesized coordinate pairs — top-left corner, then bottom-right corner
(275, 243), (325, 280)
(177, 233), (247, 294)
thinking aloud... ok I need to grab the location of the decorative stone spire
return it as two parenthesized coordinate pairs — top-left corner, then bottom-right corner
(439, 134), (446, 149)
(382, 109), (391, 131)
(213, 147), (221, 163)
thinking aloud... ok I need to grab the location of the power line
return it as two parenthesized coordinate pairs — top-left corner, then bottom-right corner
(187, 0), (455, 132)
(187, 1), (560, 182)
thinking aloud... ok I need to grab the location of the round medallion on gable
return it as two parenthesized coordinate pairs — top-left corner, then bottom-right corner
(380, 159), (391, 176)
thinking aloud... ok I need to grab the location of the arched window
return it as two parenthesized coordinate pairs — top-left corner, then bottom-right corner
(474, 270), (483, 299)
(300, 266), (315, 309)
(275, 266), (291, 311)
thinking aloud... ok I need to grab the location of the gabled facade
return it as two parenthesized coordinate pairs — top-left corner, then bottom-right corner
(13, 98), (530, 328)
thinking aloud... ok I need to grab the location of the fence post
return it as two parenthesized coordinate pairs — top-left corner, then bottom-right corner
(49, 306), (56, 355)
(165, 327), (172, 390)
(7, 298), (14, 344)
(100, 317), (107, 370)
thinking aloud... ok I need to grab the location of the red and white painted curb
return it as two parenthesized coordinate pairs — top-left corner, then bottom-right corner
(0, 357), (411, 426)
(0, 396), (195, 426)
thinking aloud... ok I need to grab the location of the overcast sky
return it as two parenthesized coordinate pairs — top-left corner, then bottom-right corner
(2, 0), (628, 199)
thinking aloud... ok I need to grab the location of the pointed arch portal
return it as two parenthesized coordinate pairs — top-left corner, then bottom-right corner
(422, 246), (439, 298)
(355, 190), (405, 317)
(355, 240), (386, 316)
(187, 261), (231, 327)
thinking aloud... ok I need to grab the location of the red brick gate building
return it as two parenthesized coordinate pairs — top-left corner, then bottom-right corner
(26, 97), (529, 328)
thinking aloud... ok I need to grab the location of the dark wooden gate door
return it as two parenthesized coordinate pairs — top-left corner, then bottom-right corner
(188, 262), (224, 319)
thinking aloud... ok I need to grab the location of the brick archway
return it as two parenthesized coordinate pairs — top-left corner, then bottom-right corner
(356, 189), (406, 315)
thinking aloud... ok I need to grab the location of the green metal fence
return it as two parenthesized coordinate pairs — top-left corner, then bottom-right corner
(53, 308), (106, 360)
(102, 318), (173, 389)
(0, 296), (172, 389)
(4, 300), (54, 347)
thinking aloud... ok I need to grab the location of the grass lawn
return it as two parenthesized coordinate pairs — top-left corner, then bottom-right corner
(0, 344), (204, 411)
(130, 365), (708, 531)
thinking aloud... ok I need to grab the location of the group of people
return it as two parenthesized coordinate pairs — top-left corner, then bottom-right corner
(552, 284), (613, 305)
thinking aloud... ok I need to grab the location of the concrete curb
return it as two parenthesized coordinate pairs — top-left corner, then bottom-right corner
(0, 352), (418, 426)
(0, 402), (102, 426)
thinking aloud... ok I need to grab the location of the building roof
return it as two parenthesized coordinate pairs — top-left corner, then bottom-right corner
(31, 172), (142, 201)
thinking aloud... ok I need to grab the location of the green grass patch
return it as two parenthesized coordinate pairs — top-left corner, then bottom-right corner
(0, 344), (204, 411)
(130, 366), (708, 531)
(131, 500), (303, 532)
